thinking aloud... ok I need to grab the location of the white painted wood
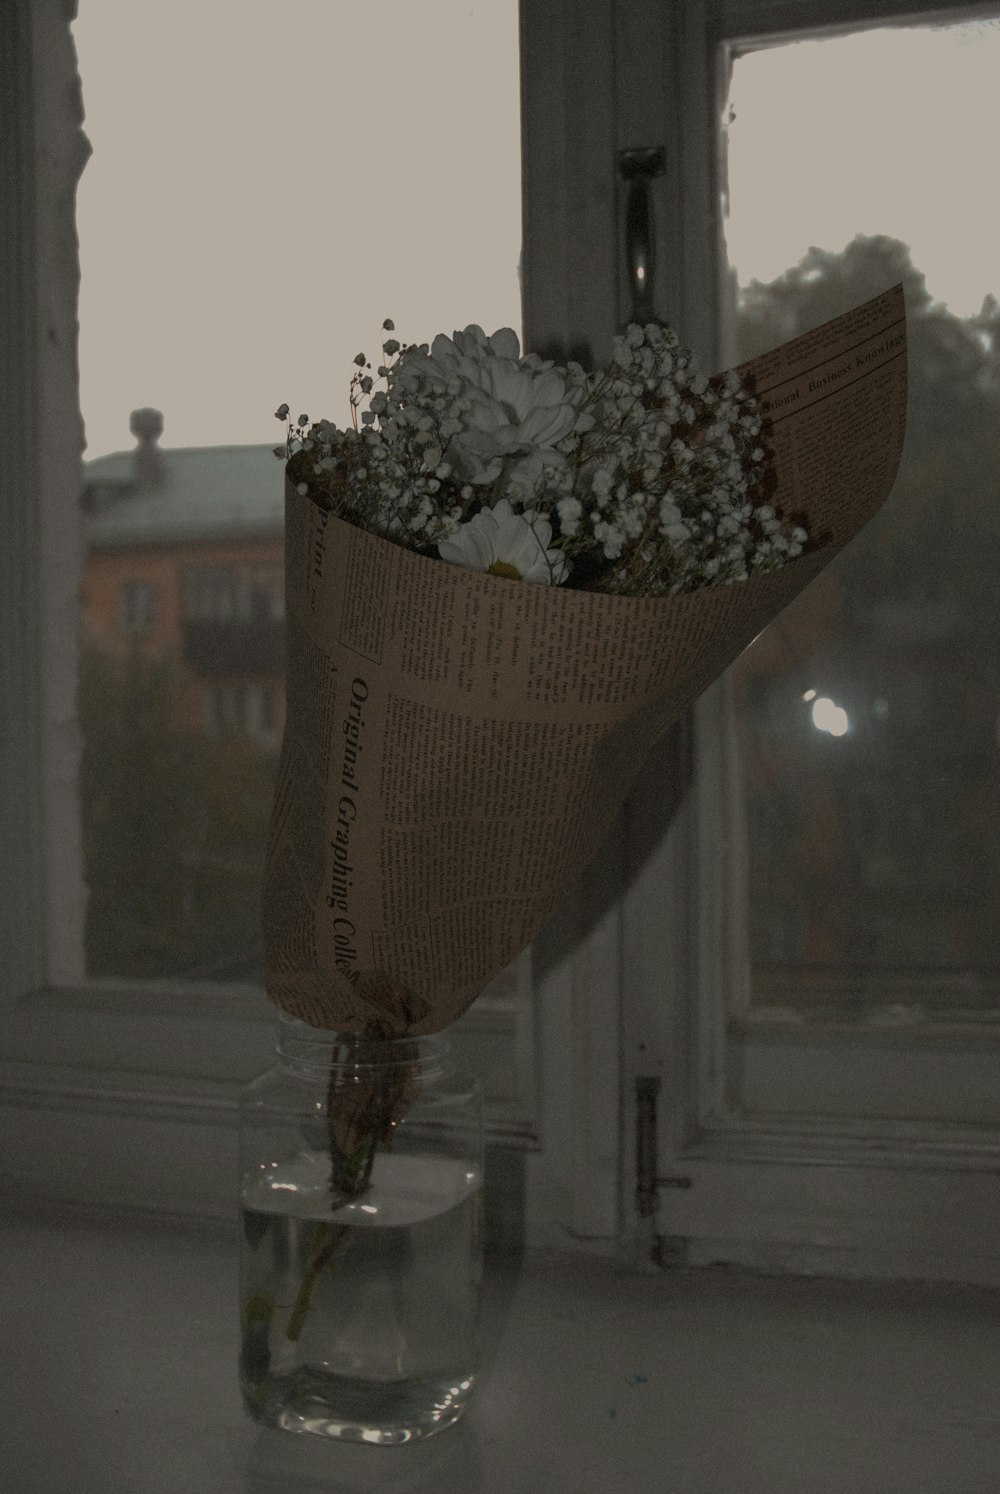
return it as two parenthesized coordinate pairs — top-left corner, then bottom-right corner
(518, 0), (633, 1249)
(520, 0), (620, 364)
(32, 0), (90, 989)
(0, 0), (50, 1010)
(658, 1155), (1000, 1286)
(0, 0), (88, 1004)
(524, 828), (625, 1246)
(7, 1213), (1000, 1493)
(0, 983), (534, 1226)
(734, 1016), (1000, 1126)
(716, 0), (1000, 48)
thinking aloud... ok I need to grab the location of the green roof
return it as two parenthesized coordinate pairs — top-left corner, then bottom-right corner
(84, 444), (284, 549)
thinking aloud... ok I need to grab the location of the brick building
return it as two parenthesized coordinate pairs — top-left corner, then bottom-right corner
(81, 409), (286, 754)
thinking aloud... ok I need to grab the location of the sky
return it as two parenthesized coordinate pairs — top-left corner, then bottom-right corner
(72, 1), (523, 460)
(725, 19), (1000, 316)
(73, 6), (999, 459)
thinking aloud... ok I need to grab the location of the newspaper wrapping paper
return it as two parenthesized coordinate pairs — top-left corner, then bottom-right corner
(262, 285), (907, 1035)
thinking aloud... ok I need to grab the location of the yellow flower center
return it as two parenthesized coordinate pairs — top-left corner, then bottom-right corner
(487, 561), (522, 580)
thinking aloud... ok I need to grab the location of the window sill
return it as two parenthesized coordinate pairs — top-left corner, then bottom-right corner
(3, 1201), (1000, 1493)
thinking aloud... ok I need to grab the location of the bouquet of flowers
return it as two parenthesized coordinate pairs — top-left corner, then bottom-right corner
(262, 286), (906, 1044)
(246, 288), (906, 1397)
(276, 316), (808, 599)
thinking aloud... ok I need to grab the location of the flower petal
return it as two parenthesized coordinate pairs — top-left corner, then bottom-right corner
(488, 328), (521, 360)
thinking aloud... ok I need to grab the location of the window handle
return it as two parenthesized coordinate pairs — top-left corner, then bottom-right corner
(619, 146), (666, 324)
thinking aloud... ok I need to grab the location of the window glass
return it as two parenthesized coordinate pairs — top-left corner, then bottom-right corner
(120, 580), (157, 631)
(73, 0), (522, 980)
(723, 20), (1000, 1009)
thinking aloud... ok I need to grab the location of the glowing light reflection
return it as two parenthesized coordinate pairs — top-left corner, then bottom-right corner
(811, 697), (849, 736)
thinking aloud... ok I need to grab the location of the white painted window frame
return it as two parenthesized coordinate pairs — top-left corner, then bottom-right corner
(9, 0), (997, 1281)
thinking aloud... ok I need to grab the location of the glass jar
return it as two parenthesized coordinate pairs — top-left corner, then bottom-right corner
(238, 1013), (484, 1444)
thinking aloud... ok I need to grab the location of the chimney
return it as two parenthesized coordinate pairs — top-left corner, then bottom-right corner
(130, 407), (166, 490)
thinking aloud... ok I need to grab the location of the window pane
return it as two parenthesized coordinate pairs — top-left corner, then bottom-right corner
(74, 1), (522, 980)
(723, 21), (1000, 1009)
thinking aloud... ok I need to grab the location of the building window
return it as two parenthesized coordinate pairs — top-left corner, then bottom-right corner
(183, 568), (237, 622)
(204, 681), (276, 744)
(119, 579), (157, 631)
(247, 570), (284, 622)
(244, 682), (276, 742)
(205, 682), (241, 736)
(183, 567), (284, 624)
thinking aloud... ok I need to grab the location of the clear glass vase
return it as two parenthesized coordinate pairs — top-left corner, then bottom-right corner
(238, 1013), (484, 1444)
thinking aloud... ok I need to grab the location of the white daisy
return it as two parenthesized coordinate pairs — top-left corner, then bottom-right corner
(397, 325), (592, 491)
(437, 498), (569, 584)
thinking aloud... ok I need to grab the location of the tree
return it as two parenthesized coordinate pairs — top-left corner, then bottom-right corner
(79, 646), (275, 979)
(732, 237), (1000, 980)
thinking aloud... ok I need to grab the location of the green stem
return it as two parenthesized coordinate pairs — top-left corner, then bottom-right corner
(286, 1222), (348, 1342)
(285, 1037), (407, 1344)
(490, 457), (512, 506)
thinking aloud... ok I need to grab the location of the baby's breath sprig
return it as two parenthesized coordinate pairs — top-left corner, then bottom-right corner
(348, 319), (406, 434)
(275, 317), (809, 593)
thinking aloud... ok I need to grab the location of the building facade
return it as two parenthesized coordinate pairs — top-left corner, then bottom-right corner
(82, 409), (286, 754)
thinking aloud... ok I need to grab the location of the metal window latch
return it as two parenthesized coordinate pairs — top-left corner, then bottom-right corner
(636, 1075), (660, 1218)
(636, 1073), (691, 1220)
(618, 146), (666, 324)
